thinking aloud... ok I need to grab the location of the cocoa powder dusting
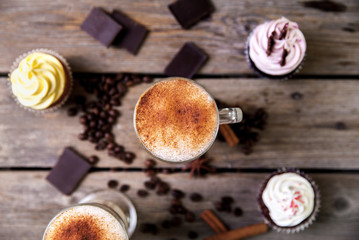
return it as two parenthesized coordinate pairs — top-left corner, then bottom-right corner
(47, 215), (104, 239)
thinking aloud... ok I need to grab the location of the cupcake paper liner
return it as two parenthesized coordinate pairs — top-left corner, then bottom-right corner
(8, 48), (73, 114)
(258, 168), (320, 234)
(245, 29), (305, 81)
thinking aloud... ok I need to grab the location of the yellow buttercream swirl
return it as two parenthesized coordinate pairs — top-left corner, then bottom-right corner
(9, 52), (66, 110)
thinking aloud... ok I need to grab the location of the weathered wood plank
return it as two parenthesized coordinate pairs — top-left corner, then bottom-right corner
(0, 171), (358, 239)
(1, 78), (359, 169)
(0, 0), (358, 74)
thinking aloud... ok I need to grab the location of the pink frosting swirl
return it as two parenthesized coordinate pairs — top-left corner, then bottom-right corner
(249, 17), (306, 76)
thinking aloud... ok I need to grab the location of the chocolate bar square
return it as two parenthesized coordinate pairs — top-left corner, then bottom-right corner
(164, 42), (208, 78)
(81, 7), (123, 47)
(112, 10), (149, 54)
(46, 148), (92, 195)
(168, 0), (215, 29)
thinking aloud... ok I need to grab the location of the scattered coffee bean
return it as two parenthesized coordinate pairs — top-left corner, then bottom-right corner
(88, 155), (99, 164)
(336, 122), (347, 130)
(234, 207), (243, 217)
(171, 189), (185, 199)
(144, 180), (156, 190)
(170, 217), (182, 227)
(188, 231), (198, 239)
(157, 182), (170, 195)
(161, 220), (171, 229)
(145, 159), (156, 168)
(145, 169), (156, 177)
(162, 168), (173, 174)
(138, 189), (149, 197)
(142, 75), (153, 83)
(222, 196), (234, 204)
(67, 107), (78, 117)
(189, 192), (203, 202)
(78, 133), (87, 141)
(185, 211), (196, 222)
(215, 201), (224, 212)
(120, 184), (130, 192)
(108, 180), (119, 189)
(140, 223), (158, 235)
(291, 92), (303, 100)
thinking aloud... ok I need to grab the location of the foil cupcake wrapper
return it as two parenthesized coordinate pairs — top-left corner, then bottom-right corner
(258, 168), (320, 234)
(8, 48), (73, 114)
(245, 26), (306, 81)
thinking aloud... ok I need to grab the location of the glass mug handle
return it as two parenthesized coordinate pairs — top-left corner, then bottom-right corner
(219, 108), (243, 125)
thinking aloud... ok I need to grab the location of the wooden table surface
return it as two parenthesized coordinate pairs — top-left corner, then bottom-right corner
(1, 0), (359, 239)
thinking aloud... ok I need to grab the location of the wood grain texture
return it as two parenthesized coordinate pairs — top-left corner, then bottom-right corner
(0, 0), (358, 74)
(0, 171), (358, 239)
(1, 78), (359, 169)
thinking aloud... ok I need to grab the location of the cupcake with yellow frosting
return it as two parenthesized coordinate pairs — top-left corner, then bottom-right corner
(9, 49), (73, 112)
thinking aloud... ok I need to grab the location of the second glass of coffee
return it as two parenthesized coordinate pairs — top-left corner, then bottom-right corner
(134, 77), (242, 163)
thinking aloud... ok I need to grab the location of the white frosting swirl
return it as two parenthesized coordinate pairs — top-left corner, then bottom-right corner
(249, 17), (306, 75)
(262, 173), (314, 227)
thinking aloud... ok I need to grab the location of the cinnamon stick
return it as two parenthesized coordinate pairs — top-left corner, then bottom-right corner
(201, 209), (229, 233)
(219, 125), (239, 147)
(204, 223), (268, 240)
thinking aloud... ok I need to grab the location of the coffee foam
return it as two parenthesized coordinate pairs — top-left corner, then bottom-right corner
(44, 205), (128, 240)
(135, 78), (218, 162)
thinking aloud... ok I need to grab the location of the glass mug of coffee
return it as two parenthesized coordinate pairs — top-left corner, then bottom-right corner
(42, 190), (137, 240)
(134, 77), (242, 163)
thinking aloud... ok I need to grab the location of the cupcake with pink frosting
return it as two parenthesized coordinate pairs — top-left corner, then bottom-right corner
(258, 169), (320, 233)
(246, 17), (306, 79)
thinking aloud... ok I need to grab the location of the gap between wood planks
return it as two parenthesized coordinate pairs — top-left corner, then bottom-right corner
(2, 167), (359, 174)
(1, 72), (359, 80)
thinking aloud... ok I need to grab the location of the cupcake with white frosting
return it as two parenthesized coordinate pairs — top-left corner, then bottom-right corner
(258, 169), (320, 233)
(9, 49), (73, 113)
(246, 17), (306, 79)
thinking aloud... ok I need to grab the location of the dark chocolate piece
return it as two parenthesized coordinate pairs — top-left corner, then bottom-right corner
(266, 31), (276, 56)
(112, 10), (149, 54)
(164, 42), (208, 78)
(280, 48), (289, 66)
(46, 148), (92, 195)
(168, 0), (214, 29)
(81, 7), (123, 47)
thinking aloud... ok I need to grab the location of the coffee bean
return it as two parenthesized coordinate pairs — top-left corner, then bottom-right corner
(170, 217), (181, 227)
(188, 231), (198, 239)
(144, 180), (156, 190)
(291, 92), (303, 100)
(105, 132), (114, 141)
(176, 205), (187, 214)
(222, 196), (234, 204)
(161, 220), (171, 229)
(185, 211), (196, 222)
(189, 193), (203, 202)
(108, 180), (119, 189)
(109, 109), (118, 117)
(79, 116), (87, 125)
(114, 145), (124, 153)
(145, 159), (156, 168)
(157, 182), (170, 195)
(107, 142), (116, 150)
(105, 104), (112, 111)
(215, 201), (224, 212)
(89, 137), (98, 143)
(67, 107), (78, 117)
(140, 223), (157, 235)
(137, 189), (149, 197)
(88, 155), (99, 164)
(125, 152), (135, 160)
(100, 111), (107, 119)
(120, 184), (130, 192)
(142, 75), (153, 83)
(336, 122), (347, 130)
(171, 189), (185, 199)
(171, 199), (181, 206)
(145, 169), (156, 177)
(234, 207), (243, 217)
(116, 83), (127, 94)
(78, 133), (87, 141)
(89, 121), (97, 128)
(108, 116), (115, 124)
(125, 80), (135, 87)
